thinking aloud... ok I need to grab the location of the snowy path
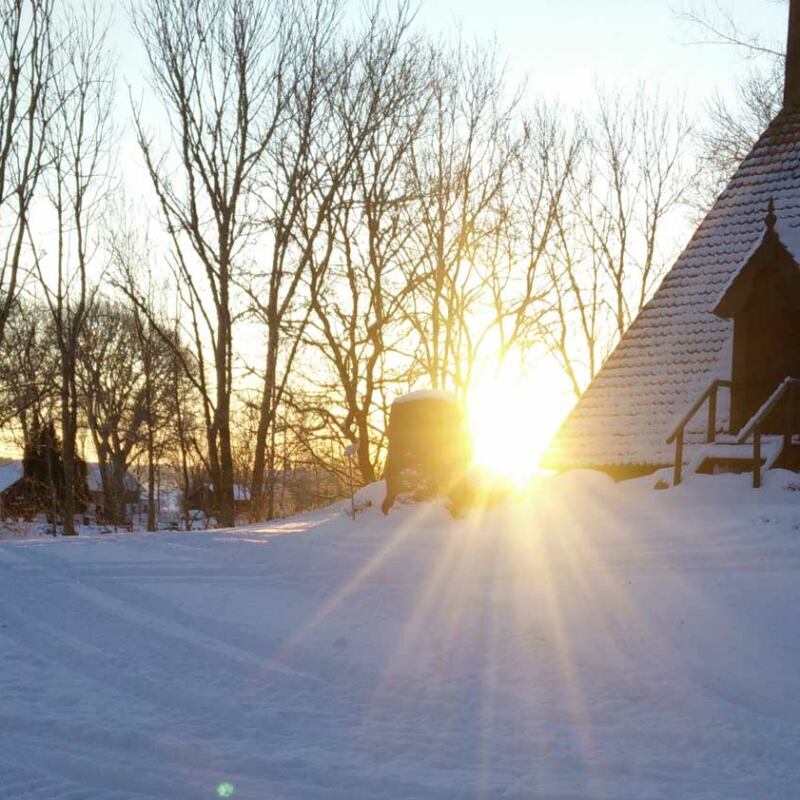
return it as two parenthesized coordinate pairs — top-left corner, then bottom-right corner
(2, 472), (800, 798)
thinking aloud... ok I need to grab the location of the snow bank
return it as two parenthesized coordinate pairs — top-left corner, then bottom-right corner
(2, 471), (800, 798)
(545, 467), (617, 495)
(351, 479), (386, 513)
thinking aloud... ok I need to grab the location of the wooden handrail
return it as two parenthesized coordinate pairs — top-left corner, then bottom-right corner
(736, 377), (800, 443)
(666, 379), (732, 444)
(734, 376), (800, 489)
(667, 378), (732, 486)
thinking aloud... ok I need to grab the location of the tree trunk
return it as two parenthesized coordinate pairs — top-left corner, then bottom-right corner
(217, 415), (235, 526)
(146, 365), (156, 532)
(147, 444), (156, 531)
(214, 329), (235, 527)
(356, 416), (375, 484)
(95, 450), (111, 523)
(250, 321), (278, 522)
(60, 360), (77, 536)
(111, 455), (128, 528)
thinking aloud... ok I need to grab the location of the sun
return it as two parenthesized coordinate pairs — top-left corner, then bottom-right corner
(467, 357), (573, 485)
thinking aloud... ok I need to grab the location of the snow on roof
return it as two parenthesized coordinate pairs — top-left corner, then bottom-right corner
(0, 461), (23, 493)
(776, 216), (800, 261)
(392, 389), (460, 406)
(547, 108), (800, 470)
(0, 461), (142, 496)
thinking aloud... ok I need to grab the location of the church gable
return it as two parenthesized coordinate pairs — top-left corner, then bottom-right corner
(713, 207), (800, 320)
(546, 108), (800, 472)
(709, 206), (800, 434)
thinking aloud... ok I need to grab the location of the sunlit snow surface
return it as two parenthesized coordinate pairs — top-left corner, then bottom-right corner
(3, 470), (800, 798)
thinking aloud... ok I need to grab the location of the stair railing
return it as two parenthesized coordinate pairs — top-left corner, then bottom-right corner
(666, 379), (733, 486)
(736, 377), (800, 488)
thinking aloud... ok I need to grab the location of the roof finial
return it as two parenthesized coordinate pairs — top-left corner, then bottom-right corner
(766, 198), (777, 231)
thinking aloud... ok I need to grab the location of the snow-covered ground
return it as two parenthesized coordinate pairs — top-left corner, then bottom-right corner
(3, 470), (800, 799)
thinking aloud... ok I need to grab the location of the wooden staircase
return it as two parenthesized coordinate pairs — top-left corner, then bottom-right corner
(667, 377), (800, 487)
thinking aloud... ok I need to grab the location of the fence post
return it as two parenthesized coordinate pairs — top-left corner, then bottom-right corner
(707, 383), (717, 442)
(348, 459), (355, 519)
(344, 441), (359, 520)
(753, 425), (762, 489)
(673, 426), (684, 487)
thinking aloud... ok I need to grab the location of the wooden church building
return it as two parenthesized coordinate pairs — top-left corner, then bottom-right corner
(547, 1), (800, 486)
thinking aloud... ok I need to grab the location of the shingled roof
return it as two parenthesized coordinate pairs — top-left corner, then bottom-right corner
(545, 107), (800, 472)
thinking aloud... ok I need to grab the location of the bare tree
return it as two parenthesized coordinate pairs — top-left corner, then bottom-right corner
(293, 35), (571, 489)
(677, 2), (785, 203)
(0, 0), (55, 346)
(676, 2), (785, 59)
(698, 63), (781, 200)
(31, 5), (114, 534)
(401, 40), (523, 396)
(539, 88), (694, 397)
(243, 0), (342, 521)
(77, 299), (177, 526)
(132, 0), (302, 527)
(0, 296), (57, 437)
(457, 103), (571, 390)
(132, 306), (171, 532)
(164, 332), (206, 522)
(286, 3), (425, 488)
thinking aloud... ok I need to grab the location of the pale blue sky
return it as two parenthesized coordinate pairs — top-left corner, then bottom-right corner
(108, 0), (788, 247)
(107, 0), (790, 276)
(415, 0), (786, 107)
(114, 1), (788, 112)
(110, 0), (789, 229)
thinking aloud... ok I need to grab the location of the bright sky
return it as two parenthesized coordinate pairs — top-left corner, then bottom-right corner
(110, 0), (789, 207)
(417, 0), (786, 106)
(112, 0), (789, 230)
(32, 0), (783, 474)
(416, 0), (789, 475)
(112, 1), (788, 108)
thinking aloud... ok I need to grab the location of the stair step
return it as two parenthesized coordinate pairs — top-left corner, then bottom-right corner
(700, 441), (782, 461)
(688, 436), (785, 477)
